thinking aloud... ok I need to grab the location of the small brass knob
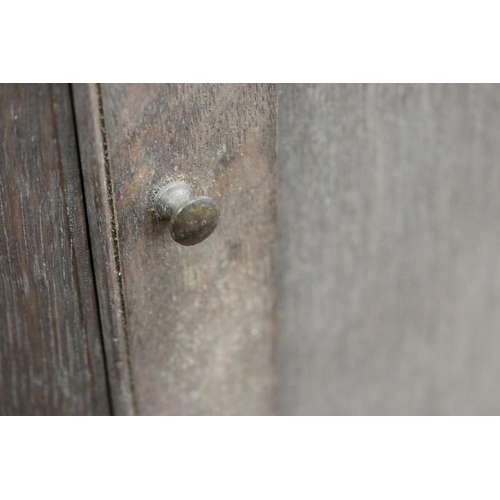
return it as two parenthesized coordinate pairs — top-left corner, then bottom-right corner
(154, 181), (220, 246)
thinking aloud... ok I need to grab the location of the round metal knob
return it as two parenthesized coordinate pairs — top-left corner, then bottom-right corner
(154, 181), (220, 246)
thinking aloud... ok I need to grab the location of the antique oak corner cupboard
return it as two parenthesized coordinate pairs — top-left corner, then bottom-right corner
(2, 83), (500, 415)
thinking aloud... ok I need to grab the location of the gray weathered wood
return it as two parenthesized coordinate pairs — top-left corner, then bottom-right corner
(278, 83), (500, 415)
(74, 84), (278, 415)
(0, 84), (110, 415)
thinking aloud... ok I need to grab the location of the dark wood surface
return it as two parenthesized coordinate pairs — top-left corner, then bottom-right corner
(278, 84), (500, 415)
(0, 84), (110, 415)
(72, 84), (136, 415)
(74, 84), (278, 415)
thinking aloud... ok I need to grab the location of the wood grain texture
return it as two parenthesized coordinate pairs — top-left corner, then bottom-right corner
(278, 83), (500, 415)
(75, 84), (278, 415)
(0, 84), (110, 415)
(72, 84), (136, 415)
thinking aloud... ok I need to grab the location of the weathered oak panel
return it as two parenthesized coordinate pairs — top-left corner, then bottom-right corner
(278, 83), (500, 415)
(75, 84), (278, 415)
(0, 84), (110, 415)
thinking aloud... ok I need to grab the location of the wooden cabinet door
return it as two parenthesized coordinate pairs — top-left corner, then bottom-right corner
(3, 83), (499, 416)
(73, 84), (278, 415)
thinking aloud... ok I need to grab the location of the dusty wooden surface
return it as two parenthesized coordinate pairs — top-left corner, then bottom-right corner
(75, 84), (278, 415)
(0, 84), (110, 415)
(278, 83), (500, 415)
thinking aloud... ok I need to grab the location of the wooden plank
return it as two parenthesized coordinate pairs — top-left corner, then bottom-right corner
(0, 84), (110, 415)
(278, 83), (500, 415)
(74, 84), (278, 415)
